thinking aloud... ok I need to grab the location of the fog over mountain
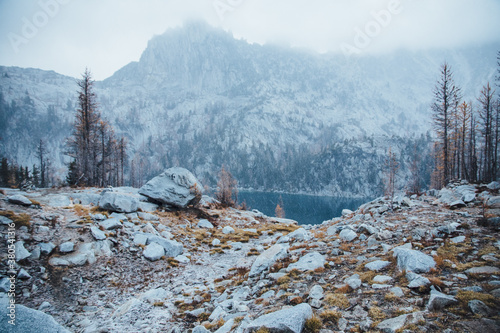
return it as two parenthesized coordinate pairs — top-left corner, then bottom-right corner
(0, 22), (498, 196)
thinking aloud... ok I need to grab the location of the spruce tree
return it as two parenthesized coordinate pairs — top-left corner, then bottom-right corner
(432, 62), (461, 187)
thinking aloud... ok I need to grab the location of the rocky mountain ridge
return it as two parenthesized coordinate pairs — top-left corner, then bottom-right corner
(0, 22), (498, 195)
(0, 173), (499, 332)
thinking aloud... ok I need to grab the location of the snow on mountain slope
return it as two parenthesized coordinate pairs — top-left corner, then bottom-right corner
(0, 22), (498, 195)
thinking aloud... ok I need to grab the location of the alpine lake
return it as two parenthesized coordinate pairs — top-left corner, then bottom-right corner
(237, 191), (371, 225)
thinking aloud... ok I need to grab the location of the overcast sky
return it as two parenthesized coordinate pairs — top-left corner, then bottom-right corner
(1, 0), (500, 80)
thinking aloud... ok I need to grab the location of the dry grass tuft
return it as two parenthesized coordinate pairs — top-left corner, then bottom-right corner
(455, 290), (498, 309)
(255, 328), (270, 333)
(359, 270), (377, 284)
(335, 284), (352, 294)
(325, 293), (349, 309)
(320, 309), (342, 324)
(369, 306), (386, 320)
(289, 296), (304, 305)
(0, 210), (31, 229)
(304, 315), (323, 333)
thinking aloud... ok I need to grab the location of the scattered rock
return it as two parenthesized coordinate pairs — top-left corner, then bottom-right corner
(373, 275), (392, 283)
(487, 181), (500, 190)
(308, 285), (324, 299)
(345, 274), (362, 289)
(339, 228), (358, 242)
(287, 252), (325, 272)
(192, 326), (210, 333)
(143, 243), (165, 261)
(437, 188), (461, 205)
(450, 235), (466, 243)
(15, 241), (31, 261)
(17, 268), (31, 280)
(427, 288), (457, 311)
(99, 218), (123, 230)
(222, 226), (235, 234)
(487, 196), (500, 209)
(147, 236), (184, 257)
(390, 287), (404, 297)
(287, 228), (311, 241)
(468, 300), (494, 316)
(90, 226), (107, 240)
(249, 244), (289, 277)
(0, 298), (70, 333)
(98, 191), (139, 213)
(46, 194), (72, 207)
(137, 211), (159, 221)
(139, 167), (203, 208)
(342, 209), (353, 217)
(449, 200), (466, 209)
(59, 241), (74, 253)
(393, 247), (435, 273)
(406, 271), (430, 289)
(197, 219), (214, 229)
(246, 303), (313, 333)
(39, 242), (56, 255)
(8, 194), (33, 206)
(0, 216), (13, 225)
(376, 311), (425, 333)
(465, 266), (500, 275)
(365, 260), (390, 271)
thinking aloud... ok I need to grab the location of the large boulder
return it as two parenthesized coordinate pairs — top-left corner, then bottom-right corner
(0, 298), (70, 333)
(455, 185), (476, 203)
(98, 191), (138, 213)
(393, 247), (435, 273)
(437, 188), (461, 205)
(139, 167), (203, 208)
(487, 181), (500, 190)
(246, 303), (313, 333)
(487, 196), (500, 209)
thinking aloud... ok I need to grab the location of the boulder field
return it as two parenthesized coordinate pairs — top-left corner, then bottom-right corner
(0, 179), (499, 332)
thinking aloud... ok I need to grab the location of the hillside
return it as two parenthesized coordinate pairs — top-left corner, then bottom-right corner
(0, 22), (498, 196)
(1, 177), (499, 332)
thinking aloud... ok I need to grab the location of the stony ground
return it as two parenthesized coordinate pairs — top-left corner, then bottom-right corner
(0, 182), (499, 333)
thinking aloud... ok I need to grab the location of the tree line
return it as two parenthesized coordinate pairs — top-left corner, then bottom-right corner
(65, 69), (128, 187)
(0, 139), (52, 189)
(431, 52), (500, 188)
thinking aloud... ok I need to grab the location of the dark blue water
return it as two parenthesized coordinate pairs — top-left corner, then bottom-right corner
(238, 192), (370, 225)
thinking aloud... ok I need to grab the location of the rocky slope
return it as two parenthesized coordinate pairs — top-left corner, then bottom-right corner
(0, 180), (499, 332)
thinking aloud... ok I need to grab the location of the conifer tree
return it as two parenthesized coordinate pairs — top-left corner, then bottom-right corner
(432, 62), (461, 187)
(478, 82), (495, 182)
(32, 164), (39, 187)
(36, 139), (47, 187)
(0, 158), (9, 187)
(66, 68), (128, 187)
